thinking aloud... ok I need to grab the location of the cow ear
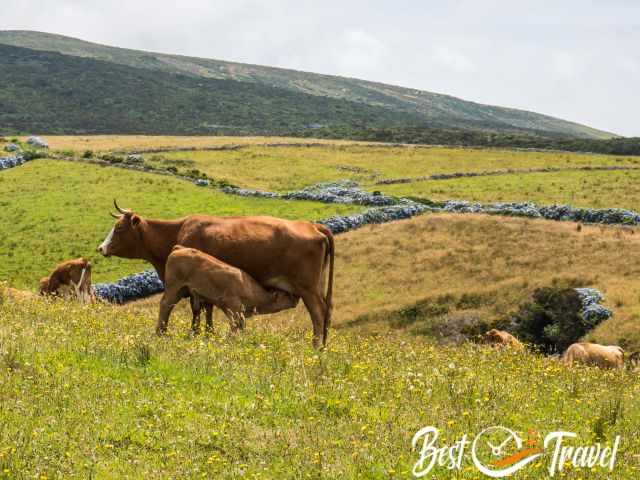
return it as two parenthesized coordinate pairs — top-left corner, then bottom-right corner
(131, 214), (141, 227)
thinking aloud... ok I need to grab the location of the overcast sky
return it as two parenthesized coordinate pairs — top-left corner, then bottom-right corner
(3, 0), (639, 136)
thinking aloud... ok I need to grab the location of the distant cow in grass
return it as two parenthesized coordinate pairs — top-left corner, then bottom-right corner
(39, 258), (93, 303)
(563, 342), (624, 369)
(484, 329), (524, 350)
(158, 246), (299, 334)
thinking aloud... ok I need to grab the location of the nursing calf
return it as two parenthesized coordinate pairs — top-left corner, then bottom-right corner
(98, 204), (334, 348)
(158, 246), (299, 334)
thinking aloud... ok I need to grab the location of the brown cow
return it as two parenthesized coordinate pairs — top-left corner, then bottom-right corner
(484, 329), (524, 350)
(97, 201), (334, 348)
(563, 342), (624, 369)
(39, 258), (93, 303)
(159, 246), (299, 333)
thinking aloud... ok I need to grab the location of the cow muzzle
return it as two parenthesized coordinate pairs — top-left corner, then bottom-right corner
(98, 227), (115, 256)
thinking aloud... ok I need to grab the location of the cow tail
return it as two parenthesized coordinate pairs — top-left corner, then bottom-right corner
(317, 224), (335, 342)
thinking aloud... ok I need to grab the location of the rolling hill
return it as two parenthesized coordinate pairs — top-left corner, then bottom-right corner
(0, 30), (616, 138)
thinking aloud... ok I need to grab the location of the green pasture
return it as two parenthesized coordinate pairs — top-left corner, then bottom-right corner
(146, 145), (638, 192)
(0, 296), (638, 478)
(0, 160), (360, 289)
(376, 169), (640, 210)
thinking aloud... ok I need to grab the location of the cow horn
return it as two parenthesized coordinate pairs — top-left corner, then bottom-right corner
(113, 199), (131, 214)
(110, 212), (121, 219)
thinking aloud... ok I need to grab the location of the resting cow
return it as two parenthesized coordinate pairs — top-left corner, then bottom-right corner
(484, 329), (524, 350)
(39, 258), (93, 303)
(563, 342), (624, 369)
(159, 246), (299, 333)
(98, 201), (334, 348)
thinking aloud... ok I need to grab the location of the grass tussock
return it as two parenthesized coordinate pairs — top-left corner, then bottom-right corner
(0, 295), (639, 478)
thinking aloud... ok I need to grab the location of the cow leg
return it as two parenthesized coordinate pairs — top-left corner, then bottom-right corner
(204, 303), (215, 333)
(301, 291), (328, 350)
(190, 295), (202, 334)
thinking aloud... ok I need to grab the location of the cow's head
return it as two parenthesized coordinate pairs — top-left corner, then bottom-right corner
(97, 200), (145, 258)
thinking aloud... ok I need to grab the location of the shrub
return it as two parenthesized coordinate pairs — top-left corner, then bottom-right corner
(82, 150), (94, 159)
(186, 168), (207, 179)
(100, 154), (123, 164)
(510, 283), (609, 353)
(22, 150), (46, 161)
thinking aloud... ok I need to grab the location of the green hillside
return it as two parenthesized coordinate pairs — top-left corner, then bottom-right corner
(0, 44), (424, 135)
(0, 30), (616, 138)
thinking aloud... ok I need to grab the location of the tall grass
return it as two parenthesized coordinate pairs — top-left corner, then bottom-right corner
(0, 295), (638, 478)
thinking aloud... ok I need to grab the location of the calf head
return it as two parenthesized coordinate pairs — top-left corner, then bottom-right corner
(484, 329), (502, 344)
(97, 200), (145, 258)
(39, 276), (51, 295)
(271, 290), (300, 311)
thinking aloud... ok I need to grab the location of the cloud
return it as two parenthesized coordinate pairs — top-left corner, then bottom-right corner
(616, 55), (640, 75)
(432, 46), (476, 73)
(333, 30), (390, 77)
(550, 51), (588, 79)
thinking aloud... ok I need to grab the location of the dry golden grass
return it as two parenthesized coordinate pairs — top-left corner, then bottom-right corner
(125, 213), (640, 348)
(331, 214), (640, 348)
(28, 135), (367, 153)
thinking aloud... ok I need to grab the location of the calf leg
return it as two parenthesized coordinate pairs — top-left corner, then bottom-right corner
(221, 309), (242, 334)
(157, 287), (183, 335)
(204, 303), (215, 333)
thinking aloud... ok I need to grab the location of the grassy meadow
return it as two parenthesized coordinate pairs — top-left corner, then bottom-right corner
(378, 169), (640, 210)
(147, 145), (638, 192)
(0, 293), (638, 479)
(22, 135), (365, 154)
(0, 159), (359, 289)
(3, 136), (640, 477)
